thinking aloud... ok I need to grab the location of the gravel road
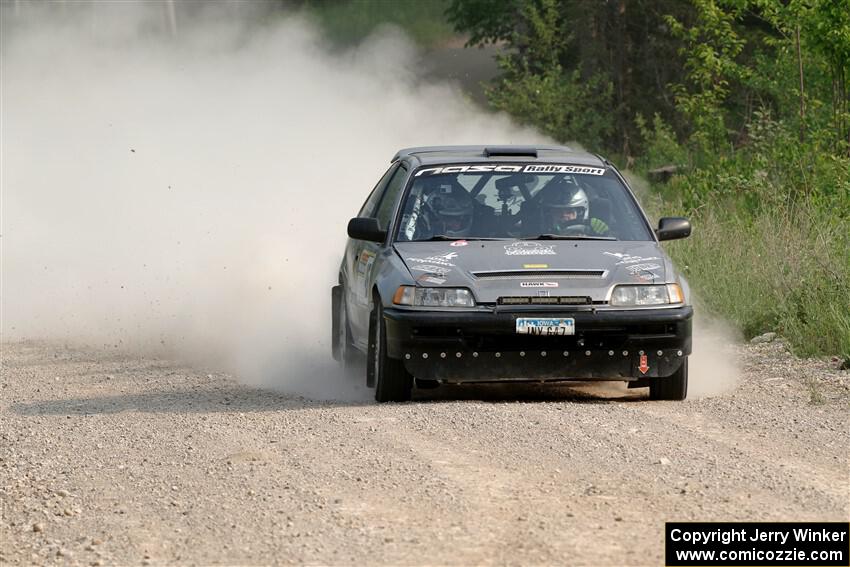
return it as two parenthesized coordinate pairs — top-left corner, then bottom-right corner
(1, 339), (847, 566)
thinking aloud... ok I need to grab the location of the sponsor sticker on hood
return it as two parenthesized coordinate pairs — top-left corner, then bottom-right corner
(504, 242), (556, 256)
(406, 252), (459, 266)
(603, 251), (660, 265)
(411, 264), (450, 276)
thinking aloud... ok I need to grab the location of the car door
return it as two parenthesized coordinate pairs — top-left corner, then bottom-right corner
(348, 163), (409, 343)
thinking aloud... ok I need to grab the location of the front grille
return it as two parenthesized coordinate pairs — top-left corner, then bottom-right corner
(472, 269), (607, 280)
(498, 296), (592, 306)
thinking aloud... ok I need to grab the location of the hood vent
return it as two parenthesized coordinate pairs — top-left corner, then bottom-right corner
(473, 269), (607, 280)
(483, 146), (538, 158)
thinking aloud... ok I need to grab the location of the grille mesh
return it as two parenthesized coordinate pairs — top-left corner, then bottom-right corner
(472, 270), (606, 280)
(498, 296), (592, 305)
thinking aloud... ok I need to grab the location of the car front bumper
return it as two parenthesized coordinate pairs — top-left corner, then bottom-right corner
(383, 305), (693, 382)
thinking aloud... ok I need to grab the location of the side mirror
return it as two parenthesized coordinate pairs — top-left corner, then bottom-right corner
(347, 217), (386, 243)
(656, 217), (691, 241)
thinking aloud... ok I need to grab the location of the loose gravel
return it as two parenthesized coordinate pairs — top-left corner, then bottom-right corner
(1, 339), (847, 565)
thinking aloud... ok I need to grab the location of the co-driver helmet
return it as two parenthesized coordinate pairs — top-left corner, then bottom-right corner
(536, 177), (589, 233)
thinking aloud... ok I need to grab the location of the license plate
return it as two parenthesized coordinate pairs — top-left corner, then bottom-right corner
(515, 318), (575, 336)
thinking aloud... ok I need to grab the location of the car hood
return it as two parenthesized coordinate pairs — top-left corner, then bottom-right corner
(394, 240), (671, 304)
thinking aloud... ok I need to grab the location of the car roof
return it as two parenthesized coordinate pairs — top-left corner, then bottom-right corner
(392, 145), (607, 167)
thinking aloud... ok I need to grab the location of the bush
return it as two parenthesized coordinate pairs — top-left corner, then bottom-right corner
(662, 206), (849, 360)
(305, 0), (454, 47)
(488, 66), (614, 151)
(635, 113), (689, 171)
(651, 117), (850, 361)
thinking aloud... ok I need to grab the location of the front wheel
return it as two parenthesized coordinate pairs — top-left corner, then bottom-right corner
(368, 298), (413, 403)
(649, 358), (688, 400)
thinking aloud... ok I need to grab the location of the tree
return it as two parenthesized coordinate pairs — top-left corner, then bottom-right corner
(448, 0), (690, 155)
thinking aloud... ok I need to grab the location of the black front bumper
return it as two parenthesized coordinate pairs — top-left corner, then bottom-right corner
(383, 305), (692, 382)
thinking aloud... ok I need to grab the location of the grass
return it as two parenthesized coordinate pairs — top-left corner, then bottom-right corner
(631, 110), (850, 364)
(807, 376), (826, 405)
(667, 205), (849, 360)
(653, 181), (850, 363)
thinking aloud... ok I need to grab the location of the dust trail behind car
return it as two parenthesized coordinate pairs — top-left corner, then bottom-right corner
(0, 2), (737, 399)
(0, 3), (543, 400)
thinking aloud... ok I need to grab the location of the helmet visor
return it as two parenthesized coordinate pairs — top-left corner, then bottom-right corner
(546, 206), (585, 227)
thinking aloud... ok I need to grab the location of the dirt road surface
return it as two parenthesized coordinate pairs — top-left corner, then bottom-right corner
(1, 340), (847, 566)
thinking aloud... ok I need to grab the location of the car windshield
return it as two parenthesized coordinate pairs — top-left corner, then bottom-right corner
(395, 164), (654, 242)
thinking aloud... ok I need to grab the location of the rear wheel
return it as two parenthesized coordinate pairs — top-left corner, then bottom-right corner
(650, 358), (688, 400)
(368, 298), (413, 403)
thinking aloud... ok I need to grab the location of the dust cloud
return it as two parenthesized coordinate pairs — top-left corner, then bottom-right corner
(2, 3), (738, 402)
(687, 312), (742, 398)
(0, 2), (541, 400)
(623, 174), (742, 398)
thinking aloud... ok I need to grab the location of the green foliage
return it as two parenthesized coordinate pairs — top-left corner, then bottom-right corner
(482, 0), (614, 149)
(447, 0), (690, 153)
(654, 119), (850, 361)
(805, 0), (850, 150)
(305, 0), (454, 47)
(750, 0), (850, 150)
(664, 202), (850, 361)
(806, 0), (850, 69)
(635, 114), (689, 170)
(661, 110), (850, 213)
(489, 67), (614, 150)
(446, 0), (850, 359)
(665, 0), (746, 155)
(444, 0), (520, 46)
(448, 0), (849, 154)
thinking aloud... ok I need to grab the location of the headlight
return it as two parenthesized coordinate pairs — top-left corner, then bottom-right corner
(393, 286), (476, 308)
(610, 283), (684, 306)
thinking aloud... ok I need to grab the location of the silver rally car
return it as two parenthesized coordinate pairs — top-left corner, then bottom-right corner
(332, 146), (693, 402)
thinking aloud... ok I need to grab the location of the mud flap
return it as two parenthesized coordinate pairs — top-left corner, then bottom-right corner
(366, 306), (377, 388)
(630, 352), (685, 379)
(331, 286), (342, 361)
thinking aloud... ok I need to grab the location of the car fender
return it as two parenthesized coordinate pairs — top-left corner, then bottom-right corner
(372, 248), (415, 309)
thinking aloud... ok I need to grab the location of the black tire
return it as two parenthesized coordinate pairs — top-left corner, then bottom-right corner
(650, 358), (688, 400)
(368, 298), (413, 403)
(414, 378), (440, 390)
(331, 285), (358, 367)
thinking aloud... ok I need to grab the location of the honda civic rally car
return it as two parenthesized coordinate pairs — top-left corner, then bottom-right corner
(332, 146), (693, 402)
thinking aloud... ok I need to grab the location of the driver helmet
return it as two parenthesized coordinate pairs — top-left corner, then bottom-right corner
(537, 177), (589, 233)
(429, 190), (473, 237)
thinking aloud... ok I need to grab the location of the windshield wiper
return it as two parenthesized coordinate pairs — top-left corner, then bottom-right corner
(423, 235), (507, 241)
(522, 234), (617, 241)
